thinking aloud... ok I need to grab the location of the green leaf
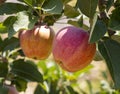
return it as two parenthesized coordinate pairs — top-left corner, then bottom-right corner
(109, 7), (120, 31)
(64, 5), (80, 18)
(42, 0), (63, 14)
(0, 3), (28, 15)
(0, 23), (7, 34)
(77, 0), (98, 18)
(34, 84), (47, 94)
(3, 16), (17, 38)
(89, 20), (107, 43)
(13, 11), (38, 32)
(1, 37), (19, 51)
(12, 77), (27, 92)
(11, 59), (43, 82)
(0, 62), (8, 77)
(98, 39), (120, 89)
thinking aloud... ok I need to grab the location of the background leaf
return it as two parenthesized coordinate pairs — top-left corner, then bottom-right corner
(98, 39), (120, 89)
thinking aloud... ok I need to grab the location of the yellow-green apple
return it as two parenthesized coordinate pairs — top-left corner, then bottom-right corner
(19, 25), (54, 59)
(52, 26), (96, 72)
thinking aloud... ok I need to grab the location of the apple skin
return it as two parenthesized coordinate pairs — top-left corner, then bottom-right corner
(5, 85), (18, 94)
(52, 26), (96, 72)
(19, 25), (54, 59)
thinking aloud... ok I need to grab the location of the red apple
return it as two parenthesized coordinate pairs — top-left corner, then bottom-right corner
(19, 25), (54, 59)
(52, 26), (96, 72)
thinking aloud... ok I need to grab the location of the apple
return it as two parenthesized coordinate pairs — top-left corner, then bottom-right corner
(52, 26), (96, 72)
(19, 25), (54, 59)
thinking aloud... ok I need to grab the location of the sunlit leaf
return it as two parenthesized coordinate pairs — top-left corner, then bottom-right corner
(13, 11), (38, 32)
(0, 23), (7, 33)
(37, 60), (47, 74)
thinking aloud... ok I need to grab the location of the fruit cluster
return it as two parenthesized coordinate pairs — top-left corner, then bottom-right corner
(19, 25), (96, 72)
